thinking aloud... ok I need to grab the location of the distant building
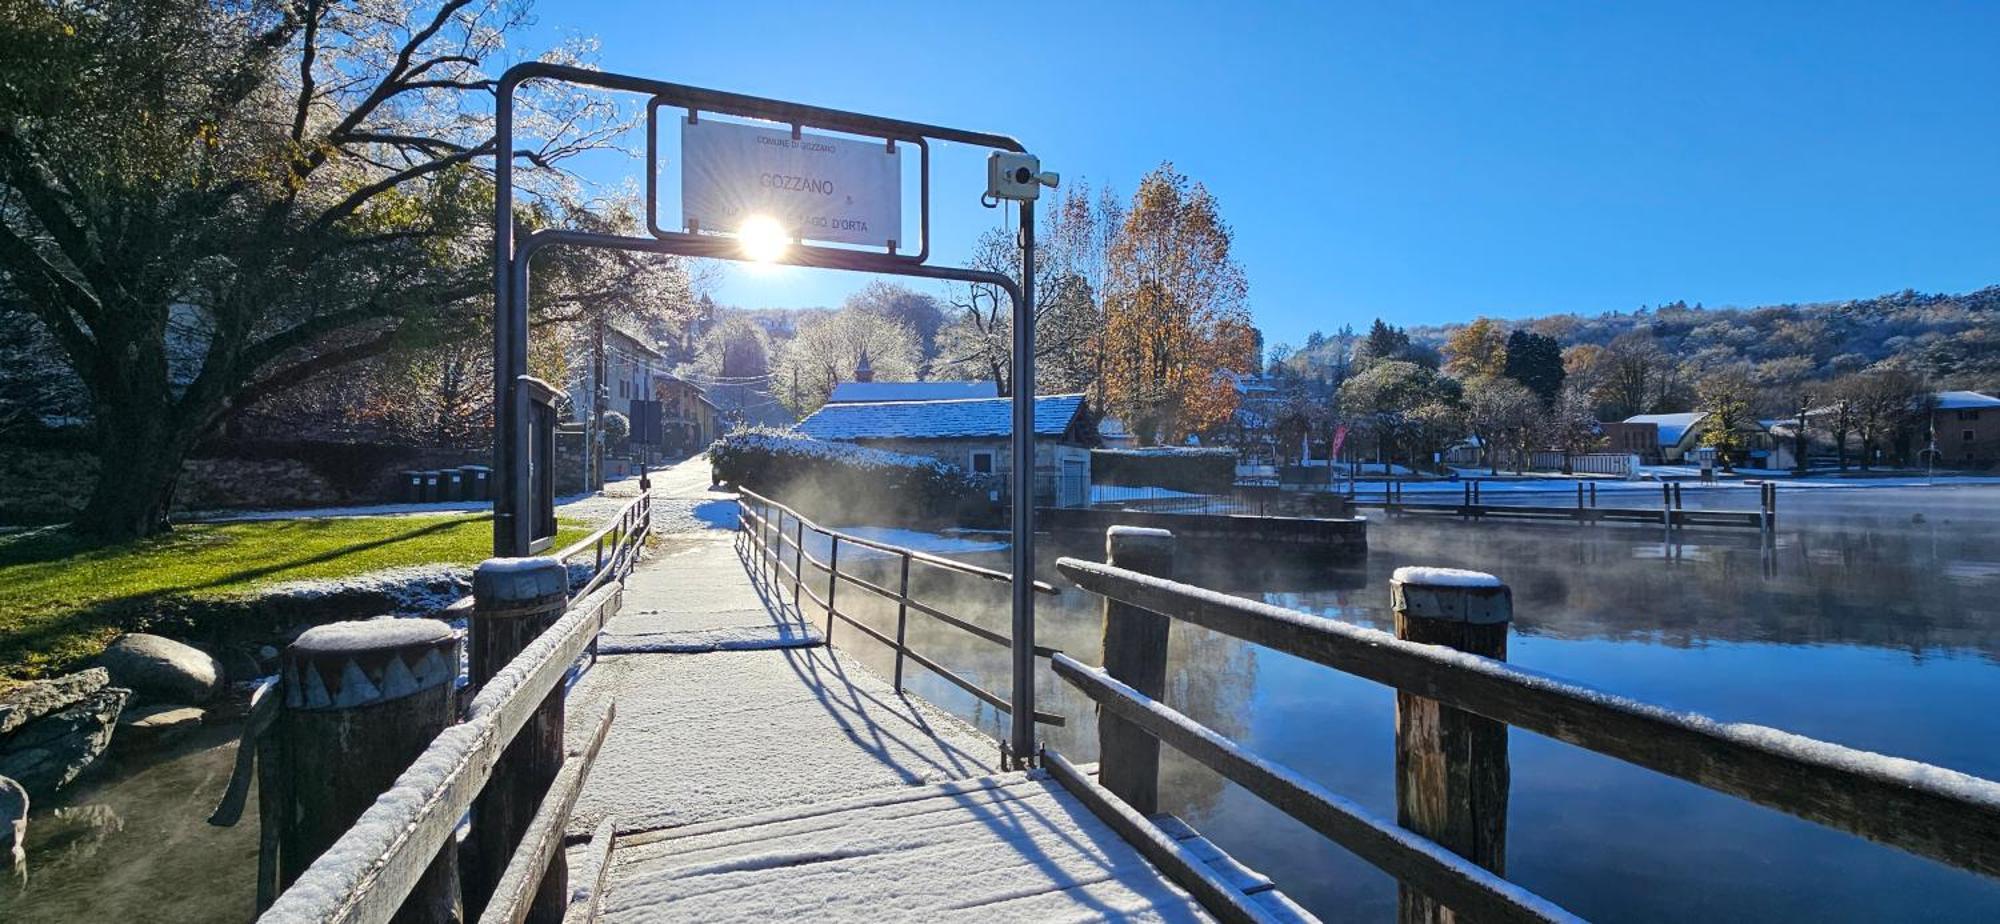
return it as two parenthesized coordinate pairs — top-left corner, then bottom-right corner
(1922, 390), (2000, 468)
(647, 374), (722, 453)
(1616, 412), (1707, 463)
(795, 394), (1094, 506)
(824, 352), (998, 404)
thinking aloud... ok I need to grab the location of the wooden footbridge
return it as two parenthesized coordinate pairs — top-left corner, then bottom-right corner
(235, 470), (2000, 924)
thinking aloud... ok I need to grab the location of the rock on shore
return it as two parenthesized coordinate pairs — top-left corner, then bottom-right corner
(0, 668), (130, 800)
(98, 634), (221, 705)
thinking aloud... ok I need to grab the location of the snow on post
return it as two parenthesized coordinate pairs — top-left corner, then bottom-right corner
(1391, 565), (1512, 924)
(277, 618), (461, 920)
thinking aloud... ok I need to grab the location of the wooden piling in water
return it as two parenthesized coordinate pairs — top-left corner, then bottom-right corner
(278, 618), (461, 923)
(1099, 526), (1176, 815)
(466, 557), (569, 923)
(1391, 567), (1511, 924)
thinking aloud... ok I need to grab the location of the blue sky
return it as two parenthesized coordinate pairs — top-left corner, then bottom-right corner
(522, 1), (2000, 348)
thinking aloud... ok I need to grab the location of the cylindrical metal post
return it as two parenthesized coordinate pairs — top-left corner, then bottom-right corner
(825, 535), (840, 640)
(1007, 196), (1039, 768)
(1099, 526), (1176, 814)
(465, 557), (569, 923)
(793, 517), (806, 607)
(278, 619), (460, 923)
(1391, 567), (1512, 924)
(893, 552), (912, 692)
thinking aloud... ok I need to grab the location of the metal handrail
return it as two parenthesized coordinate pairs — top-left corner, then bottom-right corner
(738, 486), (1056, 594)
(734, 488), (1065, 728)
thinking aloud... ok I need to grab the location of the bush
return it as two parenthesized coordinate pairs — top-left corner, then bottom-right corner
(708, 428), (981, 527)
(1091, 447), (1236, 494)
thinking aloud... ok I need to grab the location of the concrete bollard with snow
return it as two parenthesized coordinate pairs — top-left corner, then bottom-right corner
(277, 618), (460, 922)
(1099, 526), (1175, 816)
(464, 556), (569, 923)
(1389, 566), (1511, 924)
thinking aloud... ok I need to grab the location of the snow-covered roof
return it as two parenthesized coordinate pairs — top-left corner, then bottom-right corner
(797, 394), (1087, 441)
(1936, 390), (2000, 411)
(1621, 412), (1706, 446)
(827, 380), (998, 403)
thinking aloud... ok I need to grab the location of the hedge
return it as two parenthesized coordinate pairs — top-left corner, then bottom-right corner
(1090, 447), (1236, 494)
(707, 428), (982, 527)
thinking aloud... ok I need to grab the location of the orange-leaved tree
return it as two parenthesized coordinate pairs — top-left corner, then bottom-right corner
(1100, 164), (1254, 444)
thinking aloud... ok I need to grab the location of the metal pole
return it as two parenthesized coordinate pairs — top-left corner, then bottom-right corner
(893, 552), (911, 693)
(1008, 197), (1038, 768)
(492, 76), (518, 556)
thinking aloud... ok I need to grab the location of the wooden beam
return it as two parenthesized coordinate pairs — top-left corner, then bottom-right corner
(1056, 558), (2000, 880)
(1050, 656), (1578, 924)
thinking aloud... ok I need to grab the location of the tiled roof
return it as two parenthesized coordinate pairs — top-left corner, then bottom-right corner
(827, 380), (999, 403)
(797, 394), (1087, 441)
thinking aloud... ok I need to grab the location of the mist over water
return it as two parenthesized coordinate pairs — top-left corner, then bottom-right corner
(822, 485), (2000, 922)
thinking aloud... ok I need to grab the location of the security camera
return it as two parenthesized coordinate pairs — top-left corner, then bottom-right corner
(987, 152), (1059, 201)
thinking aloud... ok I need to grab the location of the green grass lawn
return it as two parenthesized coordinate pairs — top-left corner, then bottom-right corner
(0, 514), (588, 683)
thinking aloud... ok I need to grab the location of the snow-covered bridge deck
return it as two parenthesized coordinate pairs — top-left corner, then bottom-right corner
(559, 525), (1297, 922)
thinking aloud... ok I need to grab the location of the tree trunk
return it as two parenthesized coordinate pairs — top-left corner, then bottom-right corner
(72, 395), (194, 540)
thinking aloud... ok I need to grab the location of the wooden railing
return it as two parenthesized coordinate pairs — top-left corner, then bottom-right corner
(1044, 527), (2000, 924)
(734, 487), (1066, 732)
(252, 490), (655, 924)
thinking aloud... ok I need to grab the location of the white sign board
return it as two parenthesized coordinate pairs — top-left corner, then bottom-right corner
(681, 119), (902, 248)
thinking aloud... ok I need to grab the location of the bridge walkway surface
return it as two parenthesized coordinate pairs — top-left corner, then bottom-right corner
(555, 459), (1300, 922)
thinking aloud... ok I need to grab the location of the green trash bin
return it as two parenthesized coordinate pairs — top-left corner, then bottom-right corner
(441, 469), (464, 502)
(401, 470), (425, 503)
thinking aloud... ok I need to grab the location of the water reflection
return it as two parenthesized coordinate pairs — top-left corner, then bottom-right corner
(826, 486), (2000, 922)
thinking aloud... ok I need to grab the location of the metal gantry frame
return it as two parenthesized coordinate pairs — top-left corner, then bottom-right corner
(492, 63), (1043, 765)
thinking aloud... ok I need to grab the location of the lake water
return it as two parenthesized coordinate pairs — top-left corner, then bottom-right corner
(826, 484), (2000, 922)
(8, 484), (1997, 921)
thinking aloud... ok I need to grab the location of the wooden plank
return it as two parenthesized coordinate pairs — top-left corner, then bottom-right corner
(1043, 750), (1279, 924)
(562, 818), (618, 924)
(1147, 814), (1276, 895)
(478, 702), (617, 924)
(1057, 557), (2000, 880)
(1052, 654), (1582, 924)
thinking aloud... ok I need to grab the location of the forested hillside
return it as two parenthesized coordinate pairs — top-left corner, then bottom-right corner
(1282, 287), (2000, 393)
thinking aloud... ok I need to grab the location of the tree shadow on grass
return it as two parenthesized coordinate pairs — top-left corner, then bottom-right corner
(0, 516), (482, 680)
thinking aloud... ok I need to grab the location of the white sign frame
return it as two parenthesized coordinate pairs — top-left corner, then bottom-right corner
(680, 118), (903, 249)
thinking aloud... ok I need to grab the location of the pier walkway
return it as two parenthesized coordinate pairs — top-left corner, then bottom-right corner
(554, 463), (1279, 922)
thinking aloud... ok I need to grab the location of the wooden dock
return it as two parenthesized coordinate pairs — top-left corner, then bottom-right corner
(254, 462), (2000, 924)
(560, 522), (1303, 922)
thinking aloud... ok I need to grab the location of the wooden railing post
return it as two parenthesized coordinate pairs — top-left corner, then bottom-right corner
(1099, 525), (1175, 815)
(277, 618), (460, 923)
(1392, 566), (1512, 924)
(466, 557), (569, 923)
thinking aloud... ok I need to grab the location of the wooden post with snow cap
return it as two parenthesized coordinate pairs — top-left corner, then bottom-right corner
(1391, 566), (1511, 924)
(465, 556), (569, 923)
(1099, 525), (1175, 815)
(277, 618), (460, 923)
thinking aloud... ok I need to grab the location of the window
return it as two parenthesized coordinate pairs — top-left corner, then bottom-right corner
(1959, 410), (1981, 421)
(970, 451), (995, 474)
(1965, 429), (1977, 443)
